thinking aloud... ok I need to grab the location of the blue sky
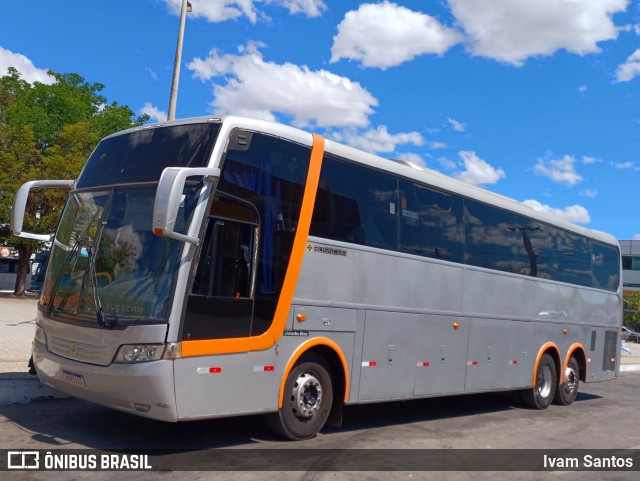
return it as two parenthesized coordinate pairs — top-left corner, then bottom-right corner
(1, 0), (640, 240)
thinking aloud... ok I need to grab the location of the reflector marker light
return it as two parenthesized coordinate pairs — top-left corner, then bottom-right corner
(508, 360), (518, 365)
(362, 361), (377, 367)
(197, 367), (222, 374)
(467, 361), (478, 366)
(253, 365), (275, 372)
(416, 362), (430, 367)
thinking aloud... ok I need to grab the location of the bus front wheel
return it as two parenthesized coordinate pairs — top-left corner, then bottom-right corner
(266, 354), (333, 440)
(521, 353), (557, 410)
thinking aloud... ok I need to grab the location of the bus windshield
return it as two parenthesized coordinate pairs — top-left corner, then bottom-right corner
(76, 121), (220, 188)
(41, 187), (197, 325)
(39, 121), (221, 325)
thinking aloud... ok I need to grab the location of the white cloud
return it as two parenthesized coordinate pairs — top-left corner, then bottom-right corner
(161, 0), (325, 24)
(187, 43), (377, 128)
(614, 161), (637, 169)
(615, 48), (640, 82)
(0, 46), (55, 84)
(439, 157), (457, 171)
(140, 102), (168, 123)
(331, 1), (461, 69)
(521, 199), (591, 225)
(162, 0), (259, 23)
(449, 0), (628, 66)
(145, 67), (159, 81)
(447, 117), (466, 132)
(454, 151), (505, 186)
(581, 155), (600, 164)
(534, 154), (583, 185)
(580, 188), (598, 198)
(274, 0), (326, 17)
(330, 125), (424, 154)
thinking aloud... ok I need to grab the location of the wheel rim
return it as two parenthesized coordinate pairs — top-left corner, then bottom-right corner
(563, 365), (578, 396)
(290, 371), (323, 419)
(537, 364), (553, 398)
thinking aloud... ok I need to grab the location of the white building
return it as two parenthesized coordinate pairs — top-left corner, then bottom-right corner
(620, 240), (640, 288)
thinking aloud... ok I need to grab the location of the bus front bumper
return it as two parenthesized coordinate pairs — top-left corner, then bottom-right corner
(32, 340), (178, 422)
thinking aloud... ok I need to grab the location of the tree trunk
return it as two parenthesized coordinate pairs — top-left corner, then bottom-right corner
(13, 244), (34, 297)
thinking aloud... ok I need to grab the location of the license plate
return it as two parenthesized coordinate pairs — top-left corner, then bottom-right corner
(62, 370), (85, 388)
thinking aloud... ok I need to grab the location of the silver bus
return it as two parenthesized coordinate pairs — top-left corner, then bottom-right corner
(11, 116), (622, 440)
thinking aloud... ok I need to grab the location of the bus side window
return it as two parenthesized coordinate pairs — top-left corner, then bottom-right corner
(592, 241), (620, 291)
(398, 180), (464, 262)
(310, 155), (399, 250)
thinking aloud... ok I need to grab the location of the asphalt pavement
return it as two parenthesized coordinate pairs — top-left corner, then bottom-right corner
(1, 292), (639, 405)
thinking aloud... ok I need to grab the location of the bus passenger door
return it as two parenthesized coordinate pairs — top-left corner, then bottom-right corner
(182, 218), (256, 340)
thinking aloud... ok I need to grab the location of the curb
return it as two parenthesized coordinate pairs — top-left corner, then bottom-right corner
(0, 373), (70, 405)
(620, 364), (640, 373)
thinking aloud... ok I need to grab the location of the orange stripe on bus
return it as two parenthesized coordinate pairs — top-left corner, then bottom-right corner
(182, 134), (325, 357)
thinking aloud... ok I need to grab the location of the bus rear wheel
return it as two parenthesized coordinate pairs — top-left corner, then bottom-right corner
(553, 357), (579, 406)
(266, 354), (333, 440)
(521, 353), (557, 410)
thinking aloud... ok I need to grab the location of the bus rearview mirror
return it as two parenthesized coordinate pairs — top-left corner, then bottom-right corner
(152, 166), (221, 245)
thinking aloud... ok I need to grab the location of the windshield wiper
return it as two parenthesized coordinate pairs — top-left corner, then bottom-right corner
(86, 246), (114, 329)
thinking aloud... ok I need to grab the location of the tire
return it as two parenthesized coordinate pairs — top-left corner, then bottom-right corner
(521, 353), (557, 410)
(553, 356), (580, 406)
(265, 354), (333, 440)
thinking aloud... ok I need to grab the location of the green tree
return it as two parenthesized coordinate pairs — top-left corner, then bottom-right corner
(0, 67), (148, 296)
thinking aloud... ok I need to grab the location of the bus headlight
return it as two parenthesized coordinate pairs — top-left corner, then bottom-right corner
(114, 344), (164, 363)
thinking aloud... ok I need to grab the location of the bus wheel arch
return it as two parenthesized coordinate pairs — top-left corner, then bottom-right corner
(521, 345), (560, 410)
(567, 345), (587, 383)
(267, 340), (349, 440)
(554, 345), (586, 406)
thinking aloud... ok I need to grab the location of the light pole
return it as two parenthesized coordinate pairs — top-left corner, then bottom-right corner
(167, 0), (192, 121)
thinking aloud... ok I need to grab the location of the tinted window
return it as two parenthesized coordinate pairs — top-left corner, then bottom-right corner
(555, 230), (592, 288)
(311, 156), (399, 250)
(592, 242), (620, 291)
(77, 123), (220, 188)
(465, 200), (528, 273)
(623, 256), (640, 271)
(309, 157), (619, 292)
(399, 180), (463, 262)
(464, 200), (603, 287)
(216, 130), (311, 336)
